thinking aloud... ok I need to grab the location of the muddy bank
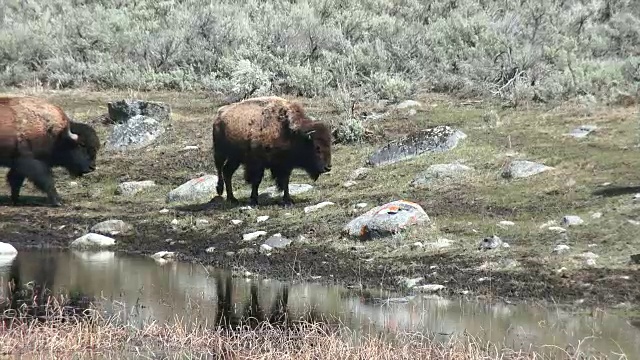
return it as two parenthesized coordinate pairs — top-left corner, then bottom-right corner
(1, 210), (639, 312)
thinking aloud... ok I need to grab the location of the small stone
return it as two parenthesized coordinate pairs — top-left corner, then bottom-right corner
(230, 219), (243, 225)
(205, 246), (216, 253)
(170, 219), (179, 225)
(239, 206), (253, 211)
(479, 235), (505, 250)
(243, 231), (267, 241)
(151, 251), (175, 260)
(566, 125), (597, 138)
(0, 242), (18, 255)
(548, 226), (567, 233)
(264, 233), (292, 249)
(69, 181), (79, 187)
(553, 244), (570, 254)
(415, 284), (445, 293)
(195, 219), (209, 227)
(627, 219), (640, 226)
(502, 160), (553, 179)
(350, 168), (371, 181)
(159, 208), (170, 214)
(355, 203), (368, 209)
(540, 220), (556, 228)
(395, 100), (422, 110)
(260, 244), (273, 253)
(71, 233), (116, 249)
(256, 215), (269, 223)
(116, 180), (157, 196)
(562, 215), (584, 226)
(304, 201), (335, 213)
(343, 181), (357, 188)
(225, 251), (236, 257)
(237, 248), (257, 256)
(411, 242), (424, 249)
(498, 220), (515, 227)
(579, 252), (599, 260)
(591, 212), (603, 219)
(585, 258), (597, 267)
(182, 145), (199, 150)
(284, 213), (293, 217)
(91, 219), (133, 236)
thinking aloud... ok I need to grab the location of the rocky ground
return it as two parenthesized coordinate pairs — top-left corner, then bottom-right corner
(1, 89), (640, 315)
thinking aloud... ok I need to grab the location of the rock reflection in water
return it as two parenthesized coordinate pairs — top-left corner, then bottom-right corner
(0, 249), (639, 358)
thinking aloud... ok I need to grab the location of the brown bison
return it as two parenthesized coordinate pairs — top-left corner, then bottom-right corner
(0, 95), (101, 206)
(212, 96), (332, 206)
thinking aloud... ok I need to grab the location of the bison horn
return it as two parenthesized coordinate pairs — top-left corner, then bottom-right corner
(67, 127), (79, 141)
(305, 130), (316, 137)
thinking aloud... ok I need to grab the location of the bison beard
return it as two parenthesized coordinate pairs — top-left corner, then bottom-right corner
(211, 96), (332, 207)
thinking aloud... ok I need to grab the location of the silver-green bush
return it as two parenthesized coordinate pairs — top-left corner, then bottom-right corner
(0, 0), (638, 104)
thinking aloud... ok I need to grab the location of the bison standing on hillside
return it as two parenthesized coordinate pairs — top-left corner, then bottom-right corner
(0, 96), (101, 207)
(212, 96), (332, 207)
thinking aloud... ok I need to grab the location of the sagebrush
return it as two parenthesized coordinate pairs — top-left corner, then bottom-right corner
(0, 0), (639, 105)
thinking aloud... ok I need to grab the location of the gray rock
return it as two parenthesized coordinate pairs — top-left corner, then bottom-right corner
(562, 215), (584, 226)
(304, 201), (335, 213)
(71, 233), (116, 249)
(0, 242), (18, 255)
(243, 231), (267, 241)
(343, 200), (430, 240)
(264, 233), (292, 249)
(502, 160), (553, 179)
(367, 126), (467, 167)
(350, 167), (371, 181)
(259, 184), (313, 199)
(108, 99), (171, 124)
(343, 181), (357, 188)
(395, 100), (422, 110)
(424, 238), (453, 249)
(566, 125), (597, 138)
(151, 251), (175, 260)
(479, 235), (507, 250)
(256, 215), (269, 223)
(260, 244), (273, 253)
(91, 219), (134, 236)
(553, 244), (571, 254)
(116, 180), (157, 196)
(105, 115), (166, 151)
(415, 284), (445, 293)
(166, 175), (219, 204)
(411, 163), (473, 187)
(401, 277), (424, 288)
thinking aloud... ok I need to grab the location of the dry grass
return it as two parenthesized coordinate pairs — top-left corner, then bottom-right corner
(0, 306), (592, 360)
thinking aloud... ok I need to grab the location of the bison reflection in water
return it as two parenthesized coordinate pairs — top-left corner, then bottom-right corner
(0, 254), (94, 326)
(213, 272), (327, 331)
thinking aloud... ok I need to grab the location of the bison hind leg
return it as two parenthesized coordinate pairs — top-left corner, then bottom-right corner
(213, 152), (226, 197)
(6, 168), (26, 205)
(13, 157), (62, 207)
(222, 159), (241, 204)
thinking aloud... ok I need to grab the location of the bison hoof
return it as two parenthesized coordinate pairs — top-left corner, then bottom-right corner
(249, 199), (259, 207)
(226, 197), (239, 205)
(281, 199), (294, 208)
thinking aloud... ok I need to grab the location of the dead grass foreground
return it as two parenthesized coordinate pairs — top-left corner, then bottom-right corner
(0, 309), (602, 360)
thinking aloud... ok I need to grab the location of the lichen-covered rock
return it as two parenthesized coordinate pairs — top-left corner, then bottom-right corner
(91, 219), (134, 236)
(108, 99), (171, 124)
(105, 115), (166, 151)
(502, 160), (553, 179)
(343, 200), (430, 240)
(116, 180), (157, 196)
(367, 126), (467, 167)
(411, 163), (473, 187)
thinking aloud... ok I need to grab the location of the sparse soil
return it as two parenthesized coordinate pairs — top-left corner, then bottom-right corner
(1, 89), (640, 315)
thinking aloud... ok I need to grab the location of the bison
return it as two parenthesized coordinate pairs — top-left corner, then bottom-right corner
(0, 95), (101, 206)
(212, 96), (332, 206)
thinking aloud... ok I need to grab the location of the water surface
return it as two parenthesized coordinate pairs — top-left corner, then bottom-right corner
(1, 249), (639, 358)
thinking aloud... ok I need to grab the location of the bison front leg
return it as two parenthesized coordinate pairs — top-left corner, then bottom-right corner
(14, 157), (62, 207)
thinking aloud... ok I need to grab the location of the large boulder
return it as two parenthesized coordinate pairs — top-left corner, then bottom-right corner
(167, 174), (219, 204)
(0, 242), (18, 255)
(70, 233), (116, 249)
(367, 126), (467, 167)
(108, 99), (172, 124)
(343, 200), (430, 240)
(105, 115), (166, 151)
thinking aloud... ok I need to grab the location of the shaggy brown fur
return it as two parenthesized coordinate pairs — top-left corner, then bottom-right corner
(0, 95), (100, 206)
(212, 96), (332, 206)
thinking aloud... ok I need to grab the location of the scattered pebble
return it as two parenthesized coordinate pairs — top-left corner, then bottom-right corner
(159, 209), (170, 214)
(539, 220), (556, 229)
(182, 145), (199, 150)
(260, 244), (273, 253)
(256, 215), (269, 223)
(170, 219), (179, 226)
(548, 226), (567, 233)
(243, 231), (267, 241)
(585, 258), (597, 267)
(402, 277), (424, 289)
(591, 212), (603, 219)
(562, 215), (584, 226)
(627, 219), (640, 226)
(230, 219), (243, 225)
(195, 219), (209, 227)
(355, 203), (368, 209)
(304, 201), (335, 213)
(424, 238), (453, 249)
(478, 235), (507, 250)
(205, 247), (216, 254)
(343, 181), (357, 188)
(498, 220), (515, 227)
(411, 242), (424, 249)
(553, 244), (571, 254)
(151, 251), (175, 260)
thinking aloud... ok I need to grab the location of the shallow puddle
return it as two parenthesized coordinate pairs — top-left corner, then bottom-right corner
(1, 249), (639, 358)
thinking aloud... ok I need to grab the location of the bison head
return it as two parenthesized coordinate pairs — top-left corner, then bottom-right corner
(292, 121), (332, 181)
(52, 122), (101, 177)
